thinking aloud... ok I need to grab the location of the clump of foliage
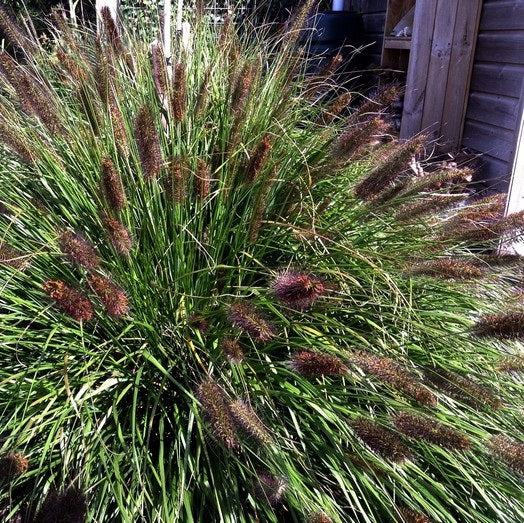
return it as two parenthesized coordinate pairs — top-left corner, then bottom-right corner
(1, 2), (524, 522)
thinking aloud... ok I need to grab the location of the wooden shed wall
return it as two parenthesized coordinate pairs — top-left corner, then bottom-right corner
(346, 0), (388, 66)
(461, 0), (524, 192)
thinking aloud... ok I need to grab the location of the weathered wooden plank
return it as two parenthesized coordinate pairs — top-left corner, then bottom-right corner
(383, 36), (411, 49)
(466, 92), (519, 130)
(440, 0), (482, 150)
(474, 33), (524, 65)
(479, 2), (524, 31)
(472, 155), (510, 193)
(419, 0), (459, 141)
(462, 120), (514, 161)
(470, 63), (524, 98)
(400, 0), (438, 139)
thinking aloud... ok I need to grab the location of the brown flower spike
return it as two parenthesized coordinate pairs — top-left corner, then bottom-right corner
(393, 412), (471, 450)
(44, 280), (93, 322)
(135, 104), (162, 180)
(289, 351), (347, 377)
(220, 338), (244, 363)
(101, 156), (126, 213)
(352, 352), (436, 407)
(490, 434), (524, 476)
(229, 399), (273, 446)
(0, 452), (28, 482)
(196, 379), (237, 449)
(58, 230), (100, 270)
(89, 274), (128, 318)
(272, 270), (325, 310)
(102, 215), (132, 256)
(228, 302), (276, 342)
(350, 418), (412, 463)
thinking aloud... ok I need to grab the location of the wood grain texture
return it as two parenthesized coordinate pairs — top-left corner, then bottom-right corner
(466, 92), (519, 130)
(400, 0), (438, 139)
(440, 0), (482, 150)
(470, 63), (524, 98)
(462, 120), (514, 161)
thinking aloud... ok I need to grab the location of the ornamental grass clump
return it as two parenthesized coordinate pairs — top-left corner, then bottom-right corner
(1, 3), (524, 522)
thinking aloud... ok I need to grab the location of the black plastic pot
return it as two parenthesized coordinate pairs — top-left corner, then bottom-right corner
(302, 11), (366, 86)
(307, 11), (365, 47)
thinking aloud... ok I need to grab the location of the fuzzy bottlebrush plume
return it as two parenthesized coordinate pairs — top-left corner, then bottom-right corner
(490, 434), (524, 476)
(0, 53), (63, 135)
(0, 244), (29, 270)
(349, 418), (412, 463)
(397, 507), (433, 523)
(58, 230), (100, 270)
(151, 42), (168, 100)
(288, 351), (347, 377)
(348, 86), (399, 125)
(354, 136), (425, 201)
(439, 193), (507, 241)
(306, 513), (334, 523)
(229, 399), (273, 446)
(44, 280), (93, 322)
(254, 472), (287, 506)
(231, 60), (255, 118)
(424, 369), (503, 410)
(448, 209), (524, 244)
(405, 167), (474, 195)
(473, 311), (524, 339)
(331, 118), (387, 164)
(393, 412), (471, 450)
(0, 118), (34, 163)
(496, 356), (524, 372)
(318, 91), (352, 126)
(89, 274), (128, 318)
(0, 452), (28, 483)
(171, 62), (186, 123)
(95, 37), (110, 106)
(135, 104), (163, 180)
(0, 6), (36, 52)
(246, 134), (271, 183)
(109, 102), (129, 157)
(220, 337), (244, 363)
(196, 379), (237, 449)
(100, 6), (123, 54)
(305, 53), (343, 96)
(194, 159), (211, 200)
(228, 301), (276, 342)
(55, 48), (88, 84)
(351, 352), (436, 407)
(101, 156), (126, 213)
(406, 258), (484, 280)
(33, 486), (87, 523)
(194, 67), (211, 118)
(164, 157), (186, 203)
(395, 193), (467, 223)
(102, 215), (132, 256)
(272, 270), (325, 309)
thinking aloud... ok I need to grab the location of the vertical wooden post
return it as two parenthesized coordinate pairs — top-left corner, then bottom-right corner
(400, 0), (481, 151)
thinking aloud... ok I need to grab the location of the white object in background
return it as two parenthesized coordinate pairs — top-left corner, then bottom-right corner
(96, 0), (119, 29)
(332, 0), (344, 11)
